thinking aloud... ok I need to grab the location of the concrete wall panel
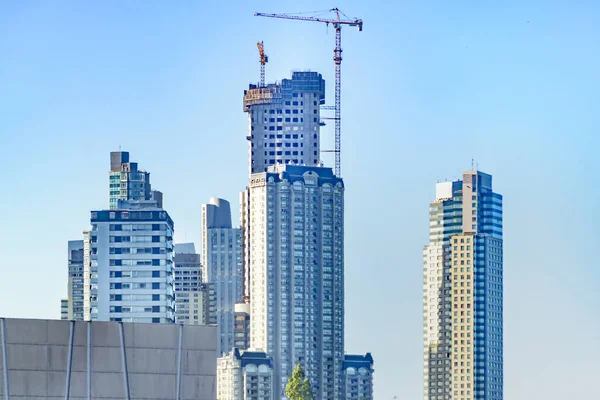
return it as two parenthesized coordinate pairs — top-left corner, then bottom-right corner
(180, 374), (217, 400)
(91, 372), (127, 398)
(124, 322), (180, 349)
(46, 371), (67, 397)
(182, 349), (217, 375)
(91, 346), (122, 373)
(71, 322), (88, 346)
(67, 371), (88, 397)
(126, 348), (178, 374)
(8, 370), (48, 396)
(91, 321), (120, 348)
(129, 372), (178, 399)
(1, 318), (217, 399)
(47, 345), (68, 371)
(47, 320), (70, 345)
(6, 344), (48, 371)
(70, 346), (87, 372)
(5, 319), (48, 345)
(183, 324), (217, 350)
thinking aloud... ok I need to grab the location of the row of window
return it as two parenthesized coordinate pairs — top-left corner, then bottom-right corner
(109, 282), (163, 290)
(109, 235), (166, 243)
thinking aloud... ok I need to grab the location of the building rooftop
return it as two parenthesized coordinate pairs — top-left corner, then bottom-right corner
(343, 353), (374, 369)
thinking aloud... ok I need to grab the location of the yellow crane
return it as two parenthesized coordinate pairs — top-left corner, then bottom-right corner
(255, 8), (363, 177)
(256, 41), (268, 87)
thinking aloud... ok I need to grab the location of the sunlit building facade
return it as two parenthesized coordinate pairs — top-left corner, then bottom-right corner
(423, 170), (503, 400)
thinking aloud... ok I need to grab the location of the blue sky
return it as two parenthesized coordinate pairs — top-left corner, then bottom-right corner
(1, 0), (599, 398)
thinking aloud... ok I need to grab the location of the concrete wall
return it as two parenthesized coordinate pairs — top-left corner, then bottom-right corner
(0, 318), (216, 399)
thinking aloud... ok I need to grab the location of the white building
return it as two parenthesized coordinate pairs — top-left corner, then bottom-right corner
(248, 164), (345, 400)
(85, 199), (175, 323)
(217, 348), (273, 400)
(202, 197), (243, 355)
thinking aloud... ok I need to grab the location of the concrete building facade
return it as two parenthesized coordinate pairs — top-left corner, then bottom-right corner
(343, 353), (374, 400)
(243, 71), (326, 175)
(0, 318), (216, 399)
(248, 164), (345, 400)
(87, 200), (175, 324)
(423, 170), (503, 400)
(202, 198), (243, 356)
(217, 348), (273, 400)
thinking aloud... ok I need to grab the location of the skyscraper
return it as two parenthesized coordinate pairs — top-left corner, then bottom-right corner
(243, 71), (325, 175)
(86, 199), (175, 323)
(109, 151), (152, 209)
(65, 240), (84, 320)
(202, 197), (243, 355)
(423, 170), (503, 400)
(174, 243), (210, 325)
(247, 164), (345, 400)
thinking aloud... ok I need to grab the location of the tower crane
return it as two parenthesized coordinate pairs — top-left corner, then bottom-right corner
(256, 41), (268, 87)
(255, 8), (363, 177)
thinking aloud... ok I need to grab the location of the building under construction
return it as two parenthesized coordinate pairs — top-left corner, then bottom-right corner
(243, 71), (325, 175)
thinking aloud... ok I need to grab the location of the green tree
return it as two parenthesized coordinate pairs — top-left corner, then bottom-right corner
(285, 363), (314, 400)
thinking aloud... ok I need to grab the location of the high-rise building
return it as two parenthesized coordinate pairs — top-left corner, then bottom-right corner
(64, 239), (85, 320)
(202, 197), (243, 356)
(109, 151), (152, 209)
(243, 71), (326, 175)
(248, 164), (345, 400)
(241, 70), (327, 305)
(174, 243), (209, 325)
(86, 199), (175, 323)
(423, 170), (503, 400)
(342, 353), (375, 400)
(217, 348), (273, 400)
(234, 302), (251, 351)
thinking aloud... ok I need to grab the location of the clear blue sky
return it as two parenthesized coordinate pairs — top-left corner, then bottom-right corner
(1, 1), (598, 398)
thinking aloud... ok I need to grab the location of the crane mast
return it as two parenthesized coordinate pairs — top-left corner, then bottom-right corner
(255, 8), (363, 177)
(256, 41), (268, 87)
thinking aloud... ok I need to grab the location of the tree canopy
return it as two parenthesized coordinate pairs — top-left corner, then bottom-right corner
(285, 363), (314, 400)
